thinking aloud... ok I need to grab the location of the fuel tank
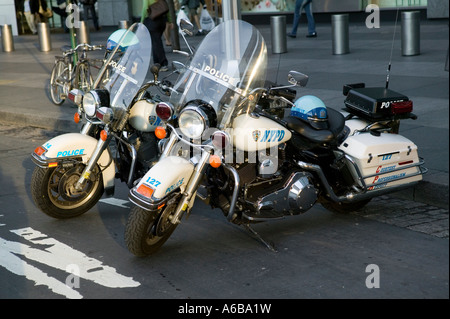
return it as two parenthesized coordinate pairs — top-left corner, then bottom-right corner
(231, 114), (291, 152)
(129, 99), (162, 132)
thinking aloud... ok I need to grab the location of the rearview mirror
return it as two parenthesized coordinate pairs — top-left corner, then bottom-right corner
(288, 71), (309, 87)
(180, 19), (194, 36)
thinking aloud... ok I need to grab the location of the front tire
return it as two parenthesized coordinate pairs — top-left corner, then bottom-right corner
(125, 201), (179, 256)
(31, 164), (104, 219)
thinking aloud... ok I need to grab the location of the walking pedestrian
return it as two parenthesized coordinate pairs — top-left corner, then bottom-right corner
(30, 0), (49, 23)
(80, 0), (99, 31)
(181, 0), (205, 35)
(18, 0), (37, 34)
(141, 0), (170, 72)
(51, 0), (69, 32)
(287, 0), (317, 38)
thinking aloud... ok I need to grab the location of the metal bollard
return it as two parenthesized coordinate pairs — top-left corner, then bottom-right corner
(222, 0), (241, 21)
(37, 22), (52, 52)
(270, 16), (287, 54)
(1, 24), (14, 52)
(401, 11), (420, 56)
(77, 20), (90, 44)
(332, 14), (349, 55)
(118, 20), (129, 30)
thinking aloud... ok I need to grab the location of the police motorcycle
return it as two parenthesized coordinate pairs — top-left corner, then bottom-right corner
(30, 23), (173, 219)
(125, 20), (427, 256)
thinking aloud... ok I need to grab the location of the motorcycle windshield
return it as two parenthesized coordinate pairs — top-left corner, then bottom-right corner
(170, 20), (267, 128)
(103, 23), (152, 111)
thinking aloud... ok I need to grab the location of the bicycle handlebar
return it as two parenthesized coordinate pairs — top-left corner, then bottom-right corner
(63, 43), (105, 56)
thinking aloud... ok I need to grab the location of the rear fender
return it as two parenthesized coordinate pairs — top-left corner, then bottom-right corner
(31, 133), (115, 191)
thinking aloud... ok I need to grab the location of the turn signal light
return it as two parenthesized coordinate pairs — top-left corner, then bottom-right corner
(155, 126), (167, 139)
(209, 155), (222, 168)
(74, 112), (80, 124)
(136, 184), (154, 198)
(100, 130), (108, 141)
(34, 146), (46, 156)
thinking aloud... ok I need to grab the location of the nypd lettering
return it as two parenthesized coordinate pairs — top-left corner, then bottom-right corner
(259, 130), (285, 143)
(56, 149), (85, 157)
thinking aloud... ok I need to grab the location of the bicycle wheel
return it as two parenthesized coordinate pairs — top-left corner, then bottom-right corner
(49, 60), (68, 105)
(75, 62), (94, 93)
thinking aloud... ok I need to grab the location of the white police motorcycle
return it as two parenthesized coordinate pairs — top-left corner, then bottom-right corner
(125, 20), (427, 256)
(30, 23), (170, 219)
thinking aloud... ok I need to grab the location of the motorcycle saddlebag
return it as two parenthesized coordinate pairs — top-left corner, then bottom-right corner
(339, 133), (423, 191)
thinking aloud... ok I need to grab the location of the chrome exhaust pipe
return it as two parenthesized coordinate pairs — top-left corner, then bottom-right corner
(297, 161), (425, 203)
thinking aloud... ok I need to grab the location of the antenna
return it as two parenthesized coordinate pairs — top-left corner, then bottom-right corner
(386, 8), (400, 89)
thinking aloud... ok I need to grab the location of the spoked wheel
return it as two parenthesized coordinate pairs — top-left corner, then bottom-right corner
(49, 60), (69, 105)
(125, 200), (179, 257)
(74, 62), (93, 93)
(31, 163), (104, 219)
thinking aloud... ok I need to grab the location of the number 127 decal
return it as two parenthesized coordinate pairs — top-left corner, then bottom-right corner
(145, 177), (161, 187)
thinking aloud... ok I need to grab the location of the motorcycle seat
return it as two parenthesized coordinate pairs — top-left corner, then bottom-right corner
(284, 108), (345, 144)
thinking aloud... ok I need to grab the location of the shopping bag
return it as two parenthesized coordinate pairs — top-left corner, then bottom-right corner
(39, 1), (53, 19)
(176, 8), (190, 29)
(200, 6), (215, 32)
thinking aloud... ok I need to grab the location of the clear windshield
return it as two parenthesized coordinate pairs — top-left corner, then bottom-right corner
(169, 20), (267, 129)
(102, 23), (152, 111)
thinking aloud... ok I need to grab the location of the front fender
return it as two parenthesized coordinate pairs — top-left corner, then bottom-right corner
(31, 133), (115, 191)
(129, 156), (194, 210)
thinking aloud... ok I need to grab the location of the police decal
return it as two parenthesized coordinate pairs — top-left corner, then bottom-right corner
(252, 130), (261, 142)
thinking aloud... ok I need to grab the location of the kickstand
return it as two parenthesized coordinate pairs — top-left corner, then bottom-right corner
(243, 224), (277, 253)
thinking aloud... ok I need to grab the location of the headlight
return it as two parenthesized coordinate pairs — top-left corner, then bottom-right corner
(178, 101), (217, 140)
(82, 89), (109, 118)
(178, 108), (205, 139)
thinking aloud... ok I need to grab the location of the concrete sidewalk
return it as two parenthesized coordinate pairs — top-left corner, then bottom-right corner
(0, 18), (448, 208)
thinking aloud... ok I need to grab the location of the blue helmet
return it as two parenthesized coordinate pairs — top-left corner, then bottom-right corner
(106, 29), (139, 52)
(291, 95), (329, 130)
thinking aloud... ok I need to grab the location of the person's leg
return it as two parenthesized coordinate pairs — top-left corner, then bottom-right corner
(90, 5), (99, 30)
(25, 11), (37, 34)
(289, 0), (304, 37)
(164, 22), (172, 45)
(146, 17), (168, 68)
(303, 0), (316, 36)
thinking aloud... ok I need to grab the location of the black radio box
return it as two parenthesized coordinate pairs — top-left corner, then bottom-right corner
(344, 86), (409, 119)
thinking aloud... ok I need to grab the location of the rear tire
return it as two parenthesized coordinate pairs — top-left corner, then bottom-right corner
(31, 164), (104, 219)
(125, 202), (179, 257)
(49, 61), (68, 105)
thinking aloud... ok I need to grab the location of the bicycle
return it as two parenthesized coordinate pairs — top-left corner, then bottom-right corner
(49, 43), (106, 105)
